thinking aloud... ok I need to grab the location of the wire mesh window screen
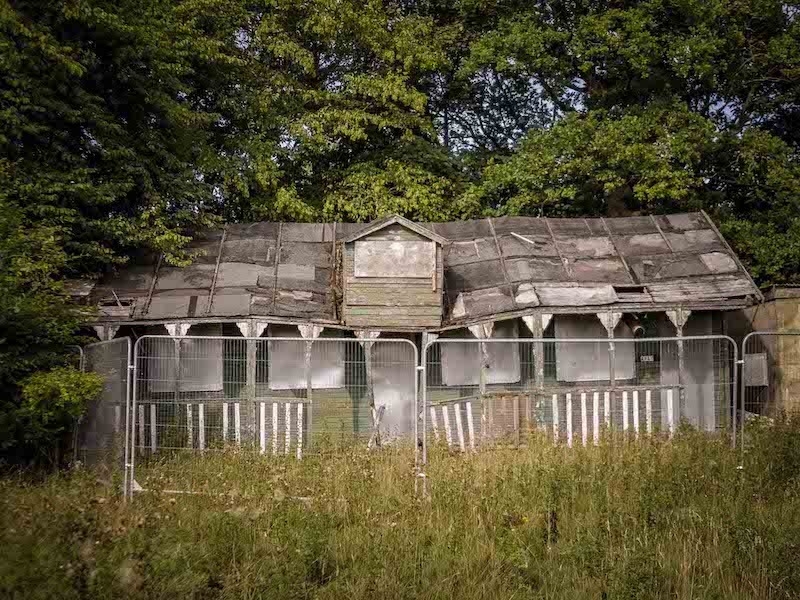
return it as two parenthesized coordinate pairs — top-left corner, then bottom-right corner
(130, 336), (418, 495)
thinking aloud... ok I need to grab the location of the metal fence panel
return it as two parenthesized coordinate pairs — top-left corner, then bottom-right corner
(129, 336), (418, 496)
(423, 336), (737, 462)
(74, 338), (131, 487)
(741, 331), (800, 451)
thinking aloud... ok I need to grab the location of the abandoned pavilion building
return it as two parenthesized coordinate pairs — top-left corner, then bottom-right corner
(80, 211), (763, 449)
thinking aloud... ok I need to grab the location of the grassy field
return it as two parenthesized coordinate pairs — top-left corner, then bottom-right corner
(2, 422), (800, 600)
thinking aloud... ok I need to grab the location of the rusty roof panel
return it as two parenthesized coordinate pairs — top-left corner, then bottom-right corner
(556, 236), (616, 258)
(94, 212), (759, 326)
(664, 230), (724, 253)
(155, 264), (215, 291)
(505, 257), (567, 282)
(614, 233), (671, 257)
(461, 286), (515, 318)
(499, 233), (558, 258)
(446, 260), (507, 292)
(568, 258), (632, 283)
(222, 238), (275, 265)
(444, 238), (500, 266)
(279, 241), (333, 268)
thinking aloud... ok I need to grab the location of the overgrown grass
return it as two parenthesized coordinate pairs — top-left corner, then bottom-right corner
(2, 421), (800, 599)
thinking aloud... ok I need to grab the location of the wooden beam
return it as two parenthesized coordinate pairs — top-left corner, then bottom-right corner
(599, 217), (637, 285)
(271, 222), (283, 310)
(650, 214), (675, 252)
(205, 226), (227, 315)
(487, 217), (518, 311)
(141, 254), (163, 317)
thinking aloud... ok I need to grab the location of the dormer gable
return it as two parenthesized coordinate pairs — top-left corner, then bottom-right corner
(342, 215), (446, 329)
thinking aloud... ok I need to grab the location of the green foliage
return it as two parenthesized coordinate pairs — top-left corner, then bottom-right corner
(0, 197), (90, 461)
(3, 427), (800, 598)
(19, 367), (103, 444)
(457, 0), (800, 282)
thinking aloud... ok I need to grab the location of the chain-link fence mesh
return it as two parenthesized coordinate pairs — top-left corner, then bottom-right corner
(74, 338), (131, 484)
(423, 336), (737, 458)
(129, 336), (418, 496)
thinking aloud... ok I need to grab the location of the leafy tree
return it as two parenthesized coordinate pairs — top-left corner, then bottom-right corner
(462, 0), (800, 282)
(0, 0), (236, 461)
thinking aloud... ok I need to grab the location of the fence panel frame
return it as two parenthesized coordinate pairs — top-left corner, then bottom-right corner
(421, 335), (738, 472)
(74, 337), (132, 498)
(740, 331), (800, 458)
(128, 335), (419, 498)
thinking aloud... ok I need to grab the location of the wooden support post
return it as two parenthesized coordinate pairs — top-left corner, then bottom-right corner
(667, 309), (691, 430)
(357, 330), (380, 447)
(633, 391), (640, 440)
(597, 311), (622, 436)
(299, 325), (322, 449)
(523, 313), (551, 430)
(246, 324), (257, 443)
(165, 323), (189, 447)
(222, 403), (229, 442)
(593, 392), (600, 446)
(604, 391), (611, 429)
(469, 322), (494, 443)
(646, 390), (653, 435)
(237, 321), (267, 445)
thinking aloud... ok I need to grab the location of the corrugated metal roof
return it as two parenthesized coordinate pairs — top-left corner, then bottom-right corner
(90, 212), (762, 327)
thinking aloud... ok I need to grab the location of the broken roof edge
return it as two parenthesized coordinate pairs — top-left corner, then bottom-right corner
(438, 299), (758, 331)
(89, 295), (758, 334)
(342, 214), (448, 245)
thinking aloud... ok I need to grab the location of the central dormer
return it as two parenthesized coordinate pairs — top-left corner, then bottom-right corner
(342, 215), (446, 329)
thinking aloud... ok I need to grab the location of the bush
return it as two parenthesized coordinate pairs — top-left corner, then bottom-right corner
(15, 367), (103, 468)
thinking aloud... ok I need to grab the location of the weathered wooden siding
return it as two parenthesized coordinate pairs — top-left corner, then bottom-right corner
(343, 224), (444, 328)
